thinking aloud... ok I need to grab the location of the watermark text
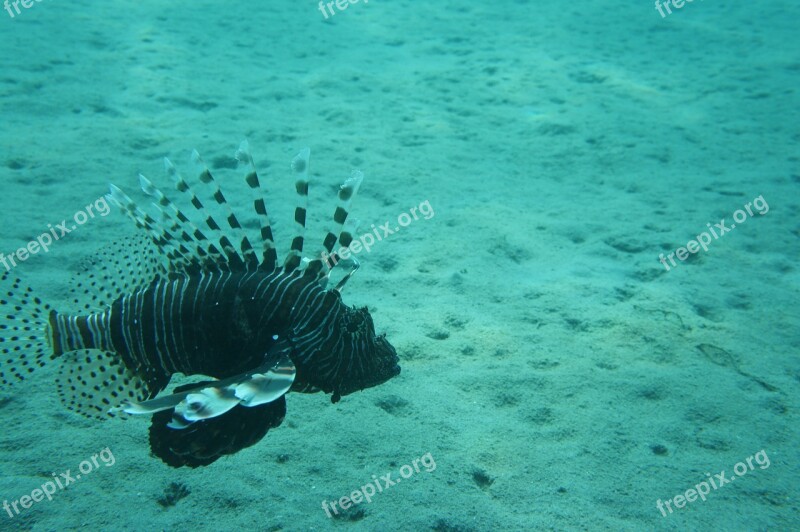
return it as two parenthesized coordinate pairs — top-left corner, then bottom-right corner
(322, 452), (436, 518)
(322, 199), (434, 269)
(4, 447), (115, 519)
(656, 449), (770, 517)
(0, 196), (111, 273)
(659, 194), (768, 272)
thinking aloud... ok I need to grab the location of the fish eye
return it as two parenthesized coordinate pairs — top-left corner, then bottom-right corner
(343, 310), (365, 334)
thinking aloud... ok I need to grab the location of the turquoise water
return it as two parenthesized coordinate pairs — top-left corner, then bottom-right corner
(0, 0), (798, 530)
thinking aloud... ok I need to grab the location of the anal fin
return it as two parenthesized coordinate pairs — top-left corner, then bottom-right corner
(56, 349), (155, 420)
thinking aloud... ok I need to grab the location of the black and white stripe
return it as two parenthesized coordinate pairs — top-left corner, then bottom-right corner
(50, 310), (113, 356)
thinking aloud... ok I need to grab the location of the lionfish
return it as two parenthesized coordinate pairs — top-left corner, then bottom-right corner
(0, 142), (400, 467)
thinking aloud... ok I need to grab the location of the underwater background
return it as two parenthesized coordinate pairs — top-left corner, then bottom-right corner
(0, 0), (798, 530)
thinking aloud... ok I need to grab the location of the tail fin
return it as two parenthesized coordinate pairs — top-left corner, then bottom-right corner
(0, 273), (55, 385)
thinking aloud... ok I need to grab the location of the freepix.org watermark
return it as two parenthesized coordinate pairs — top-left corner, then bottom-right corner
(656, 449), (770, 517)
(321, 452), (436, 518)
(3, 447), (115, 519)
(3, 0), (45, 19)
(0, 196), (111, 273)
(658, 194), (768, 272)
(318, 0), (369, 20)
(655, 0), (703, 18)
(322, 199), (434, 269)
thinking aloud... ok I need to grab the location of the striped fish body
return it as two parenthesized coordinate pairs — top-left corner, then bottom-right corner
(1, 141), (400, 467)
(49, 270), (399, 401)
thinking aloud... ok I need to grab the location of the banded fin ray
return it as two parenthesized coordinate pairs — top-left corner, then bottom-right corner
(191, 150), (260, 270)
(236, 140), (279, 272)
(138, 173), (227, 272)
(109, 142), (369, 285)
(164, 157), (243, 270)
(323, 170), (363, 256)
(282, 148), (311, 273)
(106, 184), (194, 273)
(306, 171), (364, 291)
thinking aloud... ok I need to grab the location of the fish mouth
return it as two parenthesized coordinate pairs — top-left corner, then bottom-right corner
(337, 339), (401, 397)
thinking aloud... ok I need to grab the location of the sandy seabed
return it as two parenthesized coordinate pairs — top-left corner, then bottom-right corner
(0, 0), (797, 530)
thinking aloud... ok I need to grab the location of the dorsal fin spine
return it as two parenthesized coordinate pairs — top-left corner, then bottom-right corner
(235, 140), (279, 272)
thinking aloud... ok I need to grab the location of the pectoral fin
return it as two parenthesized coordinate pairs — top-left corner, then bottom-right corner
(150, 392), (288, 468)
(119, 354), (296, 429)
(235, 359), (297, 407)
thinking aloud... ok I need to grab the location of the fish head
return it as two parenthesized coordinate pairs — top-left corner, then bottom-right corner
(288, 292), (400, 402)
(332, 304), (401, 399)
